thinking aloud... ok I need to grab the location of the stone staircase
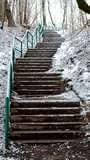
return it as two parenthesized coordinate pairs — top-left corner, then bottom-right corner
(10, 31), (87, 143)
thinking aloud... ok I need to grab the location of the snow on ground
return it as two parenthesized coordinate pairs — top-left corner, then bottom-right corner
(0, 25), (26, 159)
(33, 91), (80, 102)
(51, 27), (90, 103)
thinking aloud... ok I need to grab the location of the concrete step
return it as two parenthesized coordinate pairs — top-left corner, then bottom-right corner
(15, 63), (51, 67)
(26, 51), (56, 54)
(35, 42), (60, 49)
(11, 107), (81, 115)
(43, 37), (64, 43)
(16, 57), (52, 60)
(43, 39), (62, 43)
(11, 114), (84, 123)
(15, 68), (49, 72)
(14, 76), (61, 81)
(16, 63), (51, 66)
(15, 94), (61, 98)
(25, 53), (54, 57)
(11, 139), (85, 144)
(43, 33), (61, 38)
(27, 49), (57, 52)
(14, 72), (62, 81)
(14, 88), (65, 95)
(27, 48), (57, 52)
(16, 57), (52, 63)
(15, 66), (51, 70)
(14, 84), (63, 90)
(10, 130), (85, 141)
(14, 79), (65, 91)
(14, 80), (62, 85)
(36, 42), (61, 46)
(14, 79), (65, 86)
(11, 100), (80, 108)
(44, 31), (58, 34)
(16, 61), (52, 64)
(35, 47), (58, 50)
(14, 72), (61, 76)
(11, 122), (86, 131)
(26, 50), (56, 55)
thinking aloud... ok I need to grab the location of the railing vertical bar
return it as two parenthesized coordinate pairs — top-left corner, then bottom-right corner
(27, 32), (29, 49)
(5, 61), (11, 148)
(5, 97), (10, 148)
(10, 63), (12, 97)
(39, 30), (41, 42)
(32, 36), (33, 48)
(36, 29), (38, 43)
(12, 48), (15, 68)
(21, 42), (23, 57)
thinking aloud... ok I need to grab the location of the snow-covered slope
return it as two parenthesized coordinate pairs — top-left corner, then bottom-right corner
(52, 27), (90, 102)
(0, 25), (25, 158)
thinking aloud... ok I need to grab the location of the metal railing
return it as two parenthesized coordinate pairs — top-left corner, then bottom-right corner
(14, 24), (44, 58)
(14, 31), (33, 58)
(4, 24), (44, 148)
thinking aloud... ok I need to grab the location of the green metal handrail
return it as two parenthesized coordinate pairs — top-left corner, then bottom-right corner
(4, 61), (13, 148)
(4, 24), (44, 148)
(14, 26), (44, 58)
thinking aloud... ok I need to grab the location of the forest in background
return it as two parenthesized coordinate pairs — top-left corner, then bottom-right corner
(0, 0), (90, 31)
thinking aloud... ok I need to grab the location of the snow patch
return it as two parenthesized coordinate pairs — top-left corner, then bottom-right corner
(52, 27), (90, 102)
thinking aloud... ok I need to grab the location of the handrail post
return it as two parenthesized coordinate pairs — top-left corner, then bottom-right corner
(32, 36), (33, 48)
(27, 32), (29, 49)
(5, 97), (10, 148)
(21, 42), (22, 57)
(39, 30), (41, 42)
(4, 62), (12, 148)
(36, 29), (38, 43)
(10, 63), (13, 96)
(12, 48), (15, 68)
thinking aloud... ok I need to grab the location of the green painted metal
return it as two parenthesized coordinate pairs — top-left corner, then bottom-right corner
(4, 24), (44, 148)
(4, 62), (12, 148)
(21, 41), (23, 57)
(12, 48), (15, 67)
(5, 97), (10, 147)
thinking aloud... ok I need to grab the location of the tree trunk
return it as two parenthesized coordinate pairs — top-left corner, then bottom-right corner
(62, 0), (67, 29)
(42, 0), (46, 27)
(19, 0), (23, 25)
(70, 0), (74, 31)
(5, 0), (15, 26)
(24, 0), (28, 24)
(47, 0), (55, 27)
(76, 0), (90, 14)
(0, 0), (5, 22)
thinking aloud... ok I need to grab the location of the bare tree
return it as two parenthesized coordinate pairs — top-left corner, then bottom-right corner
(0, 0), (4, 22)
(47, 0), (55, 27)
(24, 0), (28, 24)
(70, 0), (74, 31)
(42, 0), (46, 27)
(5, 0), (15, 26)
(76, 0), (90, 13)
(19, 0), (23, 25)
(62, 0), (67, 29)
